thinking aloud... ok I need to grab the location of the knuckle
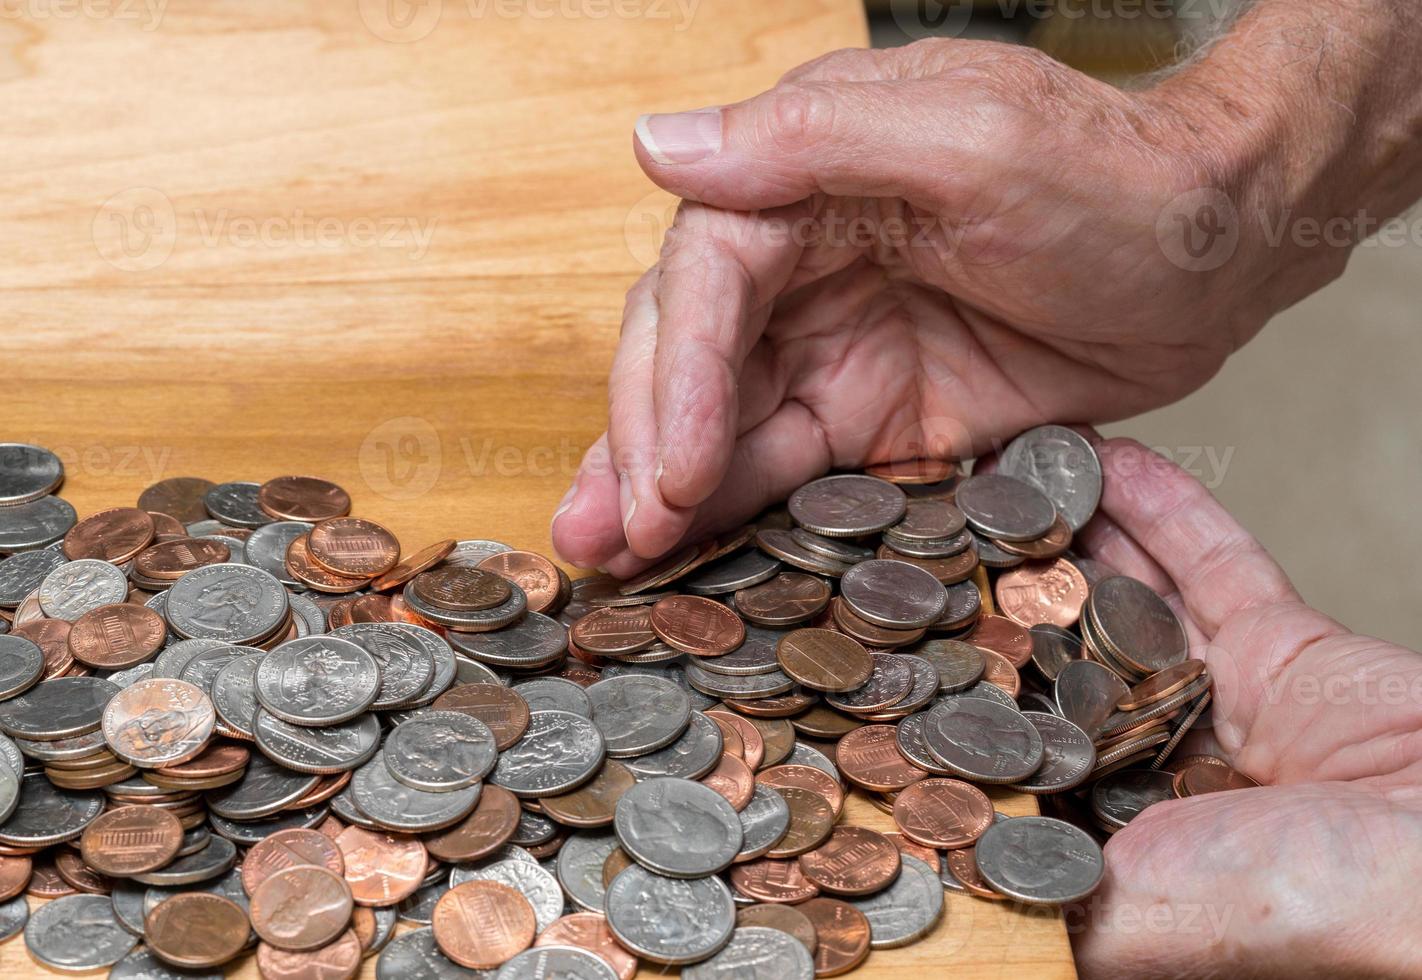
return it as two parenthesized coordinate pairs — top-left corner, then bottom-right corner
(757, 84), (841, 155)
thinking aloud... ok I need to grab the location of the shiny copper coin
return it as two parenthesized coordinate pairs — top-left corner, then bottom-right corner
(884, 831), (940, 870)
(736, 903), (819, 955)
(348, 593), (395, 623)
(477, 550), (562, 614)
(892, 778), (994, 849)
(413, 566), (512, 612)
(536, 913), (637, 980)
(945, 846), (1004, 900)
(0, 855), (30, 901)
(251, 864), (355, 951)
(994, 558), (1089, 629)
(424, 783), (522, 862)
(601, 848), (634, 889)
(797, 826), (901, 896)
(757, 764), (845, 818)
(335, 825), (428, 907)
(707, 709), (765, 771)
(569, 605), (656, 656)
(307, 517), (400, 577)
(836, 724), (928, 792)
(257, 476), (352, 522)
(799, 897), (872, 976)
(147, 511), (188, 540)
(1177, 759), (1260, 797)
(734, 573), (833, 626)
(1119, 659), (1207, 711)
(648, 594), (745, 657)
(743, 715), (796, 769)
(711, 715), (745, 761)
(370, 538), (457, 592)
(243, 828), (346, 895)
(67, 603), (167, 669)
(432, 879), (536, 969)
(287, 771), (352, 810)
(62, 507), (156, 563)
(146, 893), (251, 969)
(865, 458), (958, 485)
(79, 804), (183, 875)
(133, 537), (232, 580)
(724, 689), (817, 718)
(139, 477), (217, 525)
(980, 648), (1022, 698)
(993, 514), (1073, 559)
(26, 860), (76, 898)
(874, 545), (978, 585)
(765, 786), (836, 858)
(968, 614), (1035, 669)
(729, 858), (820, 904)
(286, 534), (373, 594)
(433, 683), (530, 751)
(539, 760), (635, 827)
(256, 928), (362, 980)
(776, 629), (873, 693)
(155, 743), (250, 779)
(54, 850), (112, 894)
(701, 752), (756, 811)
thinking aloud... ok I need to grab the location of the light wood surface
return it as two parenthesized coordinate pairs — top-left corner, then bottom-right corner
(0, 1), (1075, 976)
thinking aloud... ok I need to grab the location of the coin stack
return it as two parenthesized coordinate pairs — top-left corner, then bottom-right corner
(0, 432), (1252, 978)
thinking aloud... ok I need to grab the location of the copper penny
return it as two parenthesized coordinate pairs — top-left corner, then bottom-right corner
(536, 913), (637, 980)
(256, 928), (362, 980)
(724, 690), (817, 718)
(102, 677), (215, 768)
(615, 543), (700, 596)
(335, 825), (427, 907)
(67, 603), (167, 669)
(874, 545), (978, 585)
(706, 708), (766, 771)
(62, 507), (156, 563)
(133, 537), (232, 580)
(969, 614), (1035, 669)
(980, 648), (1022, 698)
(369, 539), (457, 593)
(288, 771), (352, 810)
(155, 743), (249, 779)
(1118, 660), (1207, 711)
(1177, 759), (1260, 797)
(830, 598), (926, 648)
(307, 517), (400, 578)
(734, 573), (832, 626)
(478, 551), (562, 614)
(54, 850), (112, 894)
(836, 725), (928, 792)
(251, 864), (355, 951)
(775, 629), (873, 692)
(736, 903), (818, 955)
(424, 783), (522, 862)
(26, 860), (76, 898)
(729, 858), (820, 904)
(413, 566), (513, 612)
(865, 458), (957, 485)
(884, 831), (940, 870)
(766, 785), (836, 858)
(0, 855), (31, 901)
(569, 606), (656, 656)
(944, 846), (1003, 900)
(994, 514), (1073, 559)
(799, 897), (871, 976)
(432, 879), (536, 970)
(146, 892), (251, 969)
(243, 828), (346, 895)
(348, 594), (395, 623)
(892, 778), (994, 849)
(257, 476), (352, 522)
(994, 558), (1089, 629)
(433, 683), (530, 751)
(798, 826), (901, 896)
(539, 760), (635, 828)
(139, 477), (217, 525)
(700, 752), (755, 811)
(648, 595), (745, 657)
(11, 618), (73, 678)
(286, 534), (373, 594)
(757, 765), (844, 818)
(601, 847), (635, 889)
(146, 511), (188, 540)
(79, 804), (183, 875)
(742, 715), (796, 769)
(790, 704), (862, 741)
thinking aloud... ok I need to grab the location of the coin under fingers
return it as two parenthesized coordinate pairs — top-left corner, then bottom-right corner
(955, 474), (1058, 542)
(789, 475), (906, 538)
(998, 425), (1103, 531)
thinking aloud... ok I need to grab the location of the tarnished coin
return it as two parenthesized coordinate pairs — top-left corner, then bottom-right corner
(1011, 712), (1096, 794)
(998, 425), (1102, 531)
(846, 854), (944, 949)
(923, 697), (1043, 783)
(586, 675), (691, 758)
(492, 710), (605, 798)
(250, 864), (355, 951)
(432, 879), (536, 969)
(102, 678), (215, 768)
(955, 474), (1058, 542)
(891, 777), (993, 848)
(605, 863), (735, 965)
(255, 635), (380, 726)
(684, 926), (814, 980)
(540, 760), (635, 829)
(1088, 576), (1189, 676)
(774, 629), (872, 693)
(145, 892), (249, 968)
(25, 893), (137, 971)
(0, 443), (64, 504)
(789, 475), (906, 538)
(414, 567), (512, 612)
(1055, 659), (1131, 734)
(79, 804), (183, 875)
(839, 560), (947, 630)
(614, 777), (742, 877)
(39, 559), (129, 621)
(0, 634), (44, 700)
(916, 639), (984, 694)
(0, 675), (119, 740)
(973, 815), (1105, 904)
(1030, 624), (1082, 682)
(166, 564), (289, 644)
(797, 897), (871, 976)
(204, 482), (273, 528)
(384, 711), (497, 792)
(139, 477), (217, 525)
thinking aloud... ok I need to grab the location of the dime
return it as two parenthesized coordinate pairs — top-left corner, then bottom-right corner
(258, 476), (352, 522)
(825, 653), (915, 714)
(973, 815), (1105, 904)
(204, 482), (273, 528)
(250, 864), (355, 950)
(25, 893), (137, 971)
(994, 558), (1089, 629)
(492, 710), (605, 798)
(384, 711), (497, 792)
(839, 560), (947, 630)
(605, 863), (735, 965)
(336, 825), (428, 906)
(586, 674), (690, 758)
(998, 425), (1102, 531)
(798, 897), (871, 976)
(955, 474), (1057, 542)
(432, 879), (536, 969)
(79, 804), (183, 875)
(103, 678), (215, 768)
(789, 475), (906, 538)
(39, 559), (129, 621)
(615, 777), (743, 877)
(892, 777), (993, 848)
(435, 684), (531, 751)
(309, 518), (401, 578)
(255, 635), (380, 726)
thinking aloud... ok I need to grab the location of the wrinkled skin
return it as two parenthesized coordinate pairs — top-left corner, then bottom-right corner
(551, 41), (1296, 576)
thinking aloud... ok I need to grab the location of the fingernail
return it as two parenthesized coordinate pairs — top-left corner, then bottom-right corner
(636, 108), (723, 165)
(618, 472), (637, 535)
(550, 479), (580, 527)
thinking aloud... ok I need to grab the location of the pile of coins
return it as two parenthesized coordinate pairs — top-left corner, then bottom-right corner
(0, 431), (1253, 978)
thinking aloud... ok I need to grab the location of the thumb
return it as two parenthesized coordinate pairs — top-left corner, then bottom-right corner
(633, 78), (958, 211)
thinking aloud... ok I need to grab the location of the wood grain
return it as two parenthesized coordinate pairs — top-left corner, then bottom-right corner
(0, 1), (1075, 976)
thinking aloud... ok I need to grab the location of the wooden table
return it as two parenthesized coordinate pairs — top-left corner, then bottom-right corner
(1, 1), (1075, 975)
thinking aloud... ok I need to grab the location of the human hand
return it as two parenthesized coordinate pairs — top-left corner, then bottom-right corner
(1072, 438), (1422, 978)
(551, 38), (1295, 575)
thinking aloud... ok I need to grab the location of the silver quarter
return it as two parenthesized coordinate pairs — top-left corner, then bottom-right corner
(511, 676), (591, 717)
(614, 777), (742, 878)
(939, 679), (1020, 711)
(1011, 712), (1096, 794)
(682, 549), (782, 596)
(586, 675), (691, 758)
(254, 708), (381, 773)
(0, 675), (120, 740)
(0, 773), (103, 845)
(605, 864), (735, 965)
(683, 926), (814, 980)
(24, 894), (137, 972)
(973, 815), (1105, 904)
(383, 710), (498, 791)
(847, 854), (944, 949)
(555, 830), (619, 912)
(788, 475), (906, 538)
(154, 637), (230, 679)
(894, 712), (954, 775)
(1054, 659), (1130, 734)
(376, 928), (483, 980)
(178, 643), (249, 692)
(0, 548), (66, 607)
(735, 784), (790, 862)
(110, 944), (223, 980)
(0, 443), (64, 504)
(241, 520), (312, 586)
(446, 612), (566, 668)
(0, 894), (27, 944)
(999, 425), (1102, 531)
(351, 751), (482, 831)
(491, 710), (605, 798)
(954, 473), (1058, 542)
(622, 710), (723, 781)
(205, 752), (322, 820)
(288, 592), (327, 635)
(683, 663), (794, 700)
(839, 559), (947, 630)
(203, 481), (273, 528)
(443, 539), (515, 568)
(599, 661), (718, 713)
(331, 622), (440, 708)
(496, 947), (616, 980)
(255, 635), (381, 725)
(0, 634), (44, 699)
(38, 558), (127, 620)
(165, 564), (289, 644)
(923, 696), (1043, 783)
(210, 651), (266, 737)
(1091, 768), (1177, 829)
(0, 496), (76, 552)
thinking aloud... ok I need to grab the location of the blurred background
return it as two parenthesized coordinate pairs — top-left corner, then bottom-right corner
(866, 0), (1422, 648)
